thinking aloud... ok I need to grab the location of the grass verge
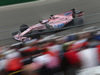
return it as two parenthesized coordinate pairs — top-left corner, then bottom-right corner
(0, 0), (37, 6)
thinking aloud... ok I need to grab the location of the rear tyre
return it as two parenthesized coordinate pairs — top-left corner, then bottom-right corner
(64, 20), (74, 27)
(73, 18), (84, 26)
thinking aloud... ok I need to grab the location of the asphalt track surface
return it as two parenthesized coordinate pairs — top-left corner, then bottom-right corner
(0, 0), (100, 46)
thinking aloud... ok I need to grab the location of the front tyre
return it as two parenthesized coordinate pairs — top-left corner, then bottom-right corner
(20, 24), (29, 32)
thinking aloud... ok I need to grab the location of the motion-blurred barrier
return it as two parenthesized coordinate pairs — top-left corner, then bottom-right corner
(8, 70), (23, 75)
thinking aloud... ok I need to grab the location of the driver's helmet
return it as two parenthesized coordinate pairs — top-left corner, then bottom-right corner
(39, 20), (44, 24)
(39, 20), (42, 23)
(71, 8), (75, 11)
(50, 15), (55, 19)
(50, 15), (54, 17)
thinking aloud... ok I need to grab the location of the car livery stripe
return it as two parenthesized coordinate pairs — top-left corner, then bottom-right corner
(54, 23), (65, 28)
(64, 11), (72, 16)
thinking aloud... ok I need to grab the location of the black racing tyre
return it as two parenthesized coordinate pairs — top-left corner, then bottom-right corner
(78, 18), (84, 25)
(73, 18), (84, 26)
(12, 31), (19, 36)
(20, 24), (29, 32)
(64, 20), (74, 27)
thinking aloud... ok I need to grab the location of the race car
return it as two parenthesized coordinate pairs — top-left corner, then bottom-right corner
(12, 8), (84, 42)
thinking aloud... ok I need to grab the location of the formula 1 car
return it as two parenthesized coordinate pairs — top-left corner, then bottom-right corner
(12, 8), (84, 42)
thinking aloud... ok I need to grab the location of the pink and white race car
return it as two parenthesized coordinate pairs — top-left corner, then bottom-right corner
(12, 8), (84, 42)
